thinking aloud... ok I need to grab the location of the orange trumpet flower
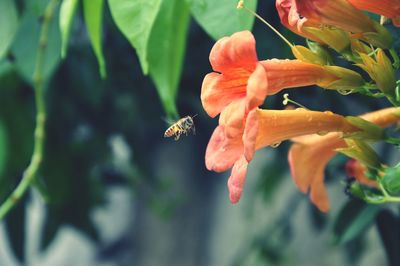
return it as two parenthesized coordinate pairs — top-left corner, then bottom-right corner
(288, 107), (400, 212)
(276, 0), (393, 48)
(201, 31), (364, 119)
(348, 0), (400, 27)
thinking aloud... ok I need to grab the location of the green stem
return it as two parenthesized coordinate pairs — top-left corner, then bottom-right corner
(0, 0), (59, 220)
(386, 94), (400, 107)
(389, 48), (400, 69)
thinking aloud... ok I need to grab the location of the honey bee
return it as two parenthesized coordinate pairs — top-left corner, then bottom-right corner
(164, 115), (197, 140)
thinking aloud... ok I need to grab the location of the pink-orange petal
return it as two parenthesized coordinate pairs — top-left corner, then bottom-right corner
(201, 72), (247, 118)
(242, 109), (259, 162)
(288, 138), (341, 193)
(210, 31), (258, 73)
(219, 98), (247, 139)
(246, 63), (269, 112)
(205, 126), (243, 173)
(310, 178), (330, 212)
(227, 156), (248, 204)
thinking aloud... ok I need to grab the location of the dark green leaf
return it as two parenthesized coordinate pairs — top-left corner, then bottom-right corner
(0, 120), (8, 177)
(376, 209), (400, 266)
(108, 0), (162, 74)
(186, 0), (257, 40)
(148, 0), (190, 118)
(59, 0), (79, 58)
(83, 0), (107, 78)
(0, 85), (34, 203)
(0, 0), (19, 60)
(333, 199), (380, 244)
(4, 193), (27, 263)
(11, 3), (61, 82)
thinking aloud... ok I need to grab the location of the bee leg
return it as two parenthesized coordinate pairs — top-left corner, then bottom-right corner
(175, 133), (180, 141)
(192, 125), (196, 135)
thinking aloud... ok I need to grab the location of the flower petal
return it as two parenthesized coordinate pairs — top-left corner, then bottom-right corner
(246, 63), (269, 111)
(210, 31), (258, 73)
(261, 59), (339, 94)
(310, 178), (330, 212)
(345, 159), (377, 187)
(205, 126), (243, 172)
(219, 98), (247, 139)
(227, 156), (248, 204)
(294, 0), (375, 33)
(201, 72), (247, 118)
(243, 108), (356, 162)
(242, 109), (259, 162)
(288, 138), (345, 193)
(348, 0), (400, 27)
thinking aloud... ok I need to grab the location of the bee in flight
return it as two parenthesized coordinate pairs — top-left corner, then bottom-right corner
(164, 115), (197, 140)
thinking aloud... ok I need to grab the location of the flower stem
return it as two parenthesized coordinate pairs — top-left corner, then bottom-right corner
(389, 48), (400, 69)
(0, 0), (60, 220)
(237, 1), (293, 48)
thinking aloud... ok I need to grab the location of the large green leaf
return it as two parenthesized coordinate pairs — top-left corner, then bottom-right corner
(59, 0), (79, 58)
(108, 0), (162, 74)
(148, 0), (190, 119)
(11, 3), (61, 83)
(376, 209), (400, 266)
(0, 120), (8, 178)
(4, 194), (27, 263)
(333, 199), (380, 244)
(0, 0), (19, 60)
(83, 0), (107, 78)
(186, 0), (257, 40)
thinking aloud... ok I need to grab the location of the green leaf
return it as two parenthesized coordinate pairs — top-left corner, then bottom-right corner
(186, 0), (257, 40)
(376, 209), (400, 266)
(333, 199), (380, 244)
(148, 0), (190, 119)
(108, 0), (162, 74)
(4, 193), (27, 263)
(0, 0), (19, 60)
(0, 83), (34, 202)
(382, 165), (400, 194)
(59, 0), (79, 58)
(11, 3), (61, 83)
(0, 120), (8, 177)
(83, 0), (107, 78)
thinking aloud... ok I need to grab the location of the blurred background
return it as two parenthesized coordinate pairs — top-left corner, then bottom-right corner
(0, 0), (399, 265)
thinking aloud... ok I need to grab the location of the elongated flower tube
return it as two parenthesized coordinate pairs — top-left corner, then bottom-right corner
(230, 108), (359, 205)
(201, 31), (364, 118)
(243, 108), (358, 162)
(287, 107), (400, 212)
(276, 0), (393, 48)
(289, 0), (376, 33)
(276, 0), (351, 52)
(348, 0), (400, 27)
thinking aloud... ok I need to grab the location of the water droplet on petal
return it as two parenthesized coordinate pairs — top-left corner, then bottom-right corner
(338, 89), (354, 95)
(271, 142), (282, 148)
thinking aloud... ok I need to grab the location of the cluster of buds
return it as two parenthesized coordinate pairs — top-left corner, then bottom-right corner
(201, 0), (400, 212)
